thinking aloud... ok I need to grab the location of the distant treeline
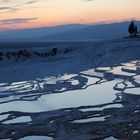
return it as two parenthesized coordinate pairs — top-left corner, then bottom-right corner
(0, 47), (72, 61)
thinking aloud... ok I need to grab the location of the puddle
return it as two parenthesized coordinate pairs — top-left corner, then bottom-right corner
(104, 137), (117, 140)
(80, 104), (123, 112)
(19, 136), (53, 140)
(108, 66), (135, 77)
(125, 81), (134, 87)
(82, 76), (100, 85)
(122, 62), (136, 67)
(95, 67), (111, 72)
(3, 116), (31, 124)
(0, 80), (118, 113)
(0, 114), (9, 121)
(71, 80), (79, 85)
(133, 75), (140, 84)
(0, 100), (46, 113)
(33, 80), (118, 111)
(72, 116), (107, 123)
(81, 69), (104, 77)
(125, 88), (140, 95)
(115, 82), (126, 90)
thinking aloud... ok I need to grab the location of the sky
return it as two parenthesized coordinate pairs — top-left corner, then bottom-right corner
(0, 0), (140, 30)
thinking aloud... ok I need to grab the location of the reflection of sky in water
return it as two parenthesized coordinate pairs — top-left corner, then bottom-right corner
(96, 67), (111, 71)
(3, 116), (31, 124)
(80, 104), (123, 112)
(125, 88), (140, 95)
(0, 114), (9, 121)
(82, 69), (104, 77)
(104, 137), (117, 140)
(83, 76), (99, 85)
(0, 100), (47, 113)
(133, 75), (140, 84)
(108, 66), (135, 76)
(19, 136), (53, 140)
(0, 80), (118, 113)
(41, 80), (117, 111)
(0, 61), (140, 140)
(72, 116), (107, 123)
(0, 87), (7, 92)
(0, 61), (140, 114)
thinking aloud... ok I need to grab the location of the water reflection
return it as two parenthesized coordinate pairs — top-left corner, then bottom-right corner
(0, 60), (140, 139)
(19, 136), (53, 140)
(0, 60), (140, 112)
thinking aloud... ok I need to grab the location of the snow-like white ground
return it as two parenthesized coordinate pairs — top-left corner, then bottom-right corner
(0, 38), (140, 140)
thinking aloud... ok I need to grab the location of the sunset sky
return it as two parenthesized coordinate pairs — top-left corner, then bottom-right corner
(0, 0), (140, 30)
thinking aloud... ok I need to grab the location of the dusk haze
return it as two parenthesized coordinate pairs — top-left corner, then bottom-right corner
(0, 0), (140, 29)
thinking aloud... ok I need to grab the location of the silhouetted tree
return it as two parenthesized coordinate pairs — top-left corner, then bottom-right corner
(128, 21), (138, 36)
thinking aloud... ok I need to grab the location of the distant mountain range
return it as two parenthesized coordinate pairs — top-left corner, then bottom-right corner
(0, 21), (140, 42)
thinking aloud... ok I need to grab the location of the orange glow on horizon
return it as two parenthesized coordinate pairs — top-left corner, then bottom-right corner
(0, 0), (140, 30)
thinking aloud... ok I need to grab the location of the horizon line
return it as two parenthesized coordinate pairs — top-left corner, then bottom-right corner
(0, 18), (140, 32)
